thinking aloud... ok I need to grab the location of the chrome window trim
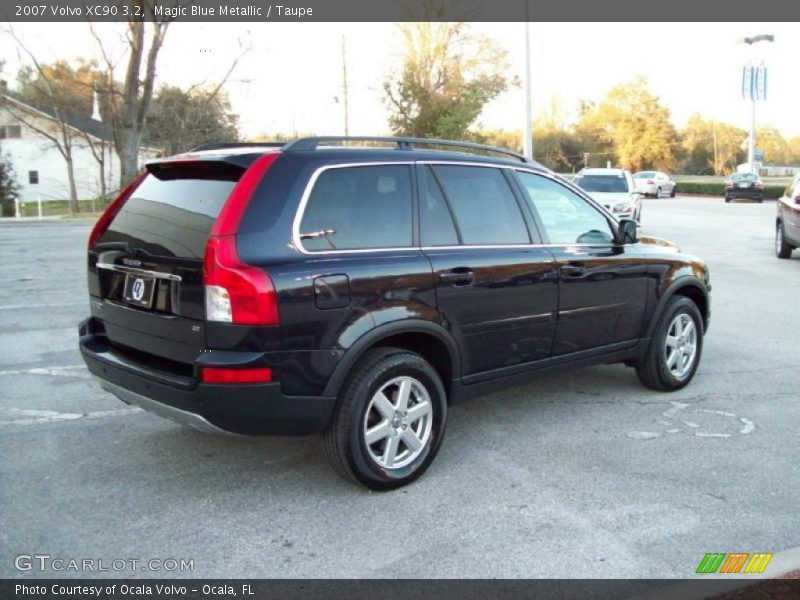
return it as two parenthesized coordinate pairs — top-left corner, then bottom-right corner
(291, 160), (622, 256)
(96, 262), (183, 282)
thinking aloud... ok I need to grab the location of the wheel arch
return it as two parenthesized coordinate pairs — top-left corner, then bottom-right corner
(323, 320), (461, 401)
(646, 277), (710, 338)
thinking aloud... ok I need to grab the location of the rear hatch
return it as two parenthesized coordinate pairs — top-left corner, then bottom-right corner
(87, 159), (245, 373)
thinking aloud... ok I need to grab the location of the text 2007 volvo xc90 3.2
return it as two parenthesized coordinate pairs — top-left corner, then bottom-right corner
(79, 136), (711, 490)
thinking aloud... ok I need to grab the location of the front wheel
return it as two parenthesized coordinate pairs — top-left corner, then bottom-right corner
(324, 348), (447, 490)
(636, 296), (704, 391)
(776, 222), (794, 259)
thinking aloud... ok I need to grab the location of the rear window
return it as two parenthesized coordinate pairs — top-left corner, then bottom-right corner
(634, 172), (656, 178)
(299, 164), (413, 251)
(103, 168), (239, 259)
(574, 174), (630, 193)
(731, 172), (758, 182)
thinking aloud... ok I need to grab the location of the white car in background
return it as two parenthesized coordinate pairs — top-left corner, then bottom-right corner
(572, 168), (643, 223)
(633, 171), (677, 198)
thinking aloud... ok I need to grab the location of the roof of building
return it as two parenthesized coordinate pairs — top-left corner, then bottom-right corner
(1, 93), (114, 143)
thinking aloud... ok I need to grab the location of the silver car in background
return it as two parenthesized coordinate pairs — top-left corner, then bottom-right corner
(633, 171), (677, 198)
(572, 167), (643, 223)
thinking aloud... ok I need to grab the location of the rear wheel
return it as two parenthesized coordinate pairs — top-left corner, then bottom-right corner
(636, 296), (704, 391)
(776, 222), (794, 259)
(655, 187), (662, 199)
(324, 348), (447, 490)
(670, 185), (677, 198)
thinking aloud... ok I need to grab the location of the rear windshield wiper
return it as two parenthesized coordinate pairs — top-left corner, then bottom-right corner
(299, 228), (337, 249)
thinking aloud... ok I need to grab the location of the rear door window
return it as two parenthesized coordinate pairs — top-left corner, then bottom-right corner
(430, 165), (530, 245)
(299, 164), (413, 251)
(103, 167), (239, 259)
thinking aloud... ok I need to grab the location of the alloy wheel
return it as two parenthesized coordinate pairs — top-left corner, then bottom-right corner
(363, 376), (433, 469)
(664, 313), (697, 380)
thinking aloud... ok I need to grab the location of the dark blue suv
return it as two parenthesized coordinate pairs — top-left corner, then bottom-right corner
(79, 137), (711, 489)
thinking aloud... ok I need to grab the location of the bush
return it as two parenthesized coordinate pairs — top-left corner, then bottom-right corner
(676, 181), (784, 199)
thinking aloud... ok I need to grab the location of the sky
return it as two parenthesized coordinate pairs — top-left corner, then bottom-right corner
(1, 21), (797, 141)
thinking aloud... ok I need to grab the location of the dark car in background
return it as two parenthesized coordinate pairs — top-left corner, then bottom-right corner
(776, 173), (800, 258)
(725, 172), (763, 203)
(79, 136), (711, 490)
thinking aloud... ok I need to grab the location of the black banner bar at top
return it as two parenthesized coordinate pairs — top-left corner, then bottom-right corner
(1, 0), (797, 22)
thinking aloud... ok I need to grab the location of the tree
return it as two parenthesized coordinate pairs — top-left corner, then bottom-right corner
(755, 126), (791, 165)
(90, 4), (169, 187)
(4, 35), (98, 212)
(145, 86), (239, 155)
(384, 22), (508, 140)
(0, 143), (20, 217)
(680, 115), (746, 175)
(577, 76), (679, 172)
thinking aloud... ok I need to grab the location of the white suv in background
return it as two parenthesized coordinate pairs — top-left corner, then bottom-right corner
(633, 171), (677, 198)
(572, 168), (643, 223)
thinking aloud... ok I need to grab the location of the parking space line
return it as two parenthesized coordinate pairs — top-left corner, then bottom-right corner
(0, 302), (86, 310)
(0, 365), (90, 379)
(0, 406), (143, 426)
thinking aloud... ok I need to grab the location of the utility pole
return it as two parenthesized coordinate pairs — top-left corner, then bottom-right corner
(341, 35), (350, 137)
(522, 1), (533, 160)
(712, 120), (718, 174)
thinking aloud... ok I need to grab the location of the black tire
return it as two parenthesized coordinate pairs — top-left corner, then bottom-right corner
(756, 198), (763, 204)
(776, 222), (793, 259)
(724, 196), (731, 203)
(324, 347), (447, 490)
(636, 296), (704, 392)
(670, 185), (677, 198)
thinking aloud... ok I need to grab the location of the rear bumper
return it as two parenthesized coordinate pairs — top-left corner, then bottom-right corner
(726, 188), (763, 199)
(79, 320), (336, 436)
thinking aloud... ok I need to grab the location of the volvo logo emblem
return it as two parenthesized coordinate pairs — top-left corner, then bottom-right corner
(131, 278), (146, 301)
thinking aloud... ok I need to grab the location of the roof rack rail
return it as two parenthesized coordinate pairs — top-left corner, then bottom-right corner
(189, 141), (286, 152)
(281, 136), (530, 163)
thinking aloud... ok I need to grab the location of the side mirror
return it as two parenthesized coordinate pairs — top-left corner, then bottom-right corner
(616, 218), (638, 244)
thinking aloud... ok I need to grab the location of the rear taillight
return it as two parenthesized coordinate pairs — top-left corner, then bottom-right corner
(201, 366), (273, 384)
(204, 235), (279, 325)
(754, 181), (763, 189)
(203, 152), (281, 325)
(87, 171), (147, 250)
(646, 179), (654, 185)
(725, 182), (734, 188)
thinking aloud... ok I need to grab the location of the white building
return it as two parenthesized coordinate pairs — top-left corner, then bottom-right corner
(0, 94), (159, 203)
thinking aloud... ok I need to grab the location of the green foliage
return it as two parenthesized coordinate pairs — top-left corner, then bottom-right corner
(17, 60), (100, 122)
(384, 22), (508, 140)
(576, 76), (679, 172)
(679, 115), (747, 176)
(676, 181), (784, 199)
(144, 85), (239, 155)
(0, 144), (20, 217)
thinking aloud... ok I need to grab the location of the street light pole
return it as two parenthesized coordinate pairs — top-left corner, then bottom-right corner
(522, 2), (533, 161)
(739, 34), (774, 173)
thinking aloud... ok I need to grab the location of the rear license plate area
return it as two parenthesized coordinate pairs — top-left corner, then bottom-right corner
(123, 274), (156, 308)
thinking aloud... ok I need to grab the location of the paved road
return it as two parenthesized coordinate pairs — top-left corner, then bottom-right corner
(1, 197), (798, 579)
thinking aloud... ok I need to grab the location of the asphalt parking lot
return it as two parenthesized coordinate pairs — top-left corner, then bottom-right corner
(1, 196), (798, 579)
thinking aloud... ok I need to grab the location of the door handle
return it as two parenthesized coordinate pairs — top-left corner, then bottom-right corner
(560, 264), (585, 277)
(440, 270), (475, 286)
